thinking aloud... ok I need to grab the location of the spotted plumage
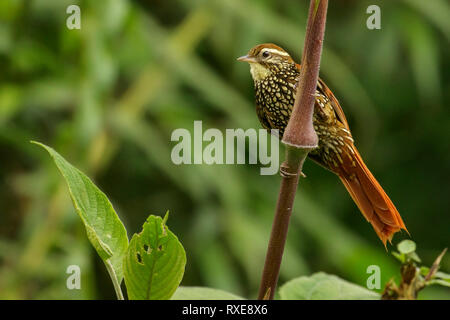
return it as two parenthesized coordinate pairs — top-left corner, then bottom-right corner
(238, 43), (407, 246)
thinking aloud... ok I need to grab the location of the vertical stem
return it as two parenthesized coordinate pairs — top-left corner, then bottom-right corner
(257, 0), (328, 300)
(257, 148), (306, 300)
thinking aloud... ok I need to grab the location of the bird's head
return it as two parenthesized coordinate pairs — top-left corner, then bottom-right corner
(237, 43), (295, 82)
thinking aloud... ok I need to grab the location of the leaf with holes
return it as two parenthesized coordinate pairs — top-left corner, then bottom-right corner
(32, 141), (129, 299)
(124, 213), (186, 300)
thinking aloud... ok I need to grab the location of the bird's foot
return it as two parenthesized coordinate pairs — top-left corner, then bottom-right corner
(279, 162), (306, 178)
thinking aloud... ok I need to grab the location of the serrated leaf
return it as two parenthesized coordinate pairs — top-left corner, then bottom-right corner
(32, 141), (129, 298)
(124, 214), (186, 300)
(279, 272), (380, 300)
(171, 287), (244, 300)
(397, 240), (416, 254)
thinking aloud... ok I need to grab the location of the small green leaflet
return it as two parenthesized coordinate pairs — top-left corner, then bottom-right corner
(397, 240), (416, 255)
(124, 213), (186, 300)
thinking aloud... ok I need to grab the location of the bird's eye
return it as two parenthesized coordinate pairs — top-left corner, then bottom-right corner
(262, 51), (270, 58)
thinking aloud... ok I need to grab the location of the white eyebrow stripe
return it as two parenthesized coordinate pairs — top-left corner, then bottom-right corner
(263, 48), (290, 56)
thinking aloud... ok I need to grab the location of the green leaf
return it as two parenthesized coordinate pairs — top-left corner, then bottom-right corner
(32, 141), (129, 299)
(392, 251), (406, 263)
(124, 213), (186, 300)
(397, 240), (416, 255)
(429, 279), (450, 288)
(171, 287), (245, 300)
(279, 272), (380, 300)
(435, 271), (450, 280)
(420, 266), (430, 276)
(407, 251), (421, 263)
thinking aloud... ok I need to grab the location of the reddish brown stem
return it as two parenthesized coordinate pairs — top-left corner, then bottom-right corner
(257, 0), (328, 300)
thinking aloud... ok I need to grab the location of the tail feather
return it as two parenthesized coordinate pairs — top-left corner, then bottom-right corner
(338, 147), (407, 246)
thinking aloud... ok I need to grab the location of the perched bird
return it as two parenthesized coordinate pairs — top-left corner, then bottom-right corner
(238, 43), (407, 246)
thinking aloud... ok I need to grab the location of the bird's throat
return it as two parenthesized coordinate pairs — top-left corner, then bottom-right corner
(249, 63), (271, 82)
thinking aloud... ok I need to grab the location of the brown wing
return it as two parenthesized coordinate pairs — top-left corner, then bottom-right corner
(294, 63), (350, 131)
(317, 78), (350, 130)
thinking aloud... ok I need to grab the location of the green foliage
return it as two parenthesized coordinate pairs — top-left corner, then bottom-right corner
(124, 213), (186, 300)
(171, 287), (244, 300)
(393, 240), (421, 263)
(32, 141), (129, 298)
(34, 142), (186, 300)
(398, 240), (416, 254)
(383, 240), (449, 299)
(279, 272), (380, 300)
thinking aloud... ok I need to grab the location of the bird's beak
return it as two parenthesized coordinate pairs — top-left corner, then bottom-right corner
(237, 55), (257, 63)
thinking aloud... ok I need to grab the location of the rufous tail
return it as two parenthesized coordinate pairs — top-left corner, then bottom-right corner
(338, 147), (408, 247)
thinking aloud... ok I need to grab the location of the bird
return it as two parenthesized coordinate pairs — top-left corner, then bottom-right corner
(238, 43), (407, 246)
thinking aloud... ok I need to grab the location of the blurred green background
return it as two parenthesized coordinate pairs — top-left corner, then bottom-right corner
(0, 0), (449, 299)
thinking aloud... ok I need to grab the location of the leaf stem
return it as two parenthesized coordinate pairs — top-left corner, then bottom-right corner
(257, 0), (328, 300)
(105, 261), (125, 300)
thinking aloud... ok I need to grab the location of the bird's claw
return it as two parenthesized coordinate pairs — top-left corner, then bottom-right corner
(279, 162), (306, 178)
